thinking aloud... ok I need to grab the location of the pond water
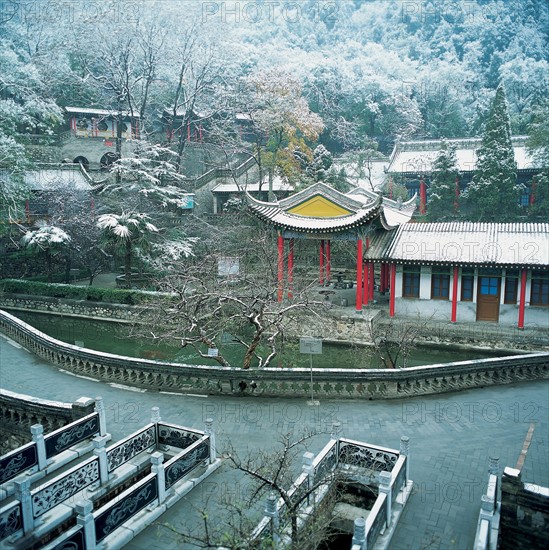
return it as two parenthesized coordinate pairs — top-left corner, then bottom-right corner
(12, 311), (512, 369)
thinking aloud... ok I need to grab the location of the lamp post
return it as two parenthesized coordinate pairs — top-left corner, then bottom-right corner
(300, 337), (322, 406)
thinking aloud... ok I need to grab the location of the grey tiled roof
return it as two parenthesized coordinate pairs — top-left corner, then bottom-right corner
(364, 222), (549, 268)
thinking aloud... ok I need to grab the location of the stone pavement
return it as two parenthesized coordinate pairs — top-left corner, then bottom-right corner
(1, 333), (548, 549)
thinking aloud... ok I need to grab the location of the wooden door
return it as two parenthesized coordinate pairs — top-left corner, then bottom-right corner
(476, 275), (501, 321)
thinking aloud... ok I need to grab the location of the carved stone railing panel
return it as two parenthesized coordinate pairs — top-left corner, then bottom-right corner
(31, 458), (99, 518)
(157, 422), (203, 449)
(392, 455), (407, 494)
(0, 502), (22, 541)
(44, 412), (99, 458)
(94, 474), (157, 543)
(0, 442), (38, 484)
(338, 440), (398, 473)
(165, 439), (210, 489)
(106, 425), (156, 473)
(47, 526), (85, 550)
(313, 440), (338, 482)
(366, 493), (387, 547)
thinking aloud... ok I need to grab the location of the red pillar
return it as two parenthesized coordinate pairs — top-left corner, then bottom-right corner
(529, 178), (536, 206)
(326, 240), (331, 282)
(389, 264), (396, 317)
(277, 234), (284, 303)
(288, 239), (294, 299)
(319, 240), (325, 285)
(454, 176), (460, 213)
(187, 121), (191, 142)
(369, 263), (375, 301)
(419, 175), (427, 215)
(389, 176), (393, 200)
(518, 268), (527, 329)
(363, 262), (369, 305)
(451, 266), (459, 323)
(356, 239), (363, 311)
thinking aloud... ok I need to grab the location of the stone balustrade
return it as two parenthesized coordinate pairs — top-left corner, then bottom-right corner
(0, 389), (96, 452)
(1, 309), (548, 401)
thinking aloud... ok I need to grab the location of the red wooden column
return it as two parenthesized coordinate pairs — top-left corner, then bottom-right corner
(389, 264), (396, 317)
(287, 239), (294, 299)
(356, 239), (363, 311)
(451, 266), (459, 323)
(326, 240), (331, 282)
(529, 177), (537, 206)
(369, 263), (375, 301)
(363, 262), (369, 305)
(419, 175), (427, 215)
(277, 234), (284, 303)
(319, 240), (325, 285)
(518, 268), (528, 329)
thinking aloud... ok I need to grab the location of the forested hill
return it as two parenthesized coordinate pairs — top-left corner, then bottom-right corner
(1, 0), (548, 154)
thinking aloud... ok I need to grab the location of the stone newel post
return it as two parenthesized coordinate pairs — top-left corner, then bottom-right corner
(379, 470), (392, 527)
(151, 451), (166, 504)
(205, 418), (216, 464)
(265, 491), (280, 545)
(352, 516), (366, 550)
(31, 424), (47, 470)
(93, 435), (110, 485)
(75, 499), (96, 549)
(400, 435), (410, 483)
(14, 479), (33, 534)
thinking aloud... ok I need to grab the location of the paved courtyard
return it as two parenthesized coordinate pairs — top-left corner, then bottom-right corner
(1, 333), (548, 549)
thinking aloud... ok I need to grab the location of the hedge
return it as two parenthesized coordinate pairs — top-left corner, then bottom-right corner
(0, 279), (161, 305)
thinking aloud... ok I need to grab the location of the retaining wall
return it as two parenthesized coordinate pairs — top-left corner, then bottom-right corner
(1, 309), (547, 401)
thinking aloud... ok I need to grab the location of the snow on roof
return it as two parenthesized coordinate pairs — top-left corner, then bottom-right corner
(213, 175), (293, 193)
(333, 158), (388, 191)
(387, 136), (539, 173)
(247, 182), (416, 233)
(365, 222), (549, 268)
(24, 168), (93, 191)
(65, 107), (139, 118)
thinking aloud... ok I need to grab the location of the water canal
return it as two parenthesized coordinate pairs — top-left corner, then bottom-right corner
(12, 311), (514, 369)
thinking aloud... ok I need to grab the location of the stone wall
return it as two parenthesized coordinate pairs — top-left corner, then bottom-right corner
(0, 294), (143, 322)
(498, 467), (549, 549)
(1, 309), (548, 401)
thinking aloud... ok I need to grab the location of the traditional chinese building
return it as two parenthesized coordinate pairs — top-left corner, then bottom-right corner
(365, 222), (549, 327)
(246, 182), (416, 308)
(248, 183), (549, 328)
(387, 136), (541, 214)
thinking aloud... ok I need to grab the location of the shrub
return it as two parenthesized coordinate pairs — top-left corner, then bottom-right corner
(0, 279), (161, 305)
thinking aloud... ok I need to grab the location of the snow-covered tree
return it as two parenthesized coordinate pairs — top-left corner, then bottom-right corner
(428, 140), (460, 221)
(96, 212), (159, 288)
(21, 222), (71, 282)
(526, 99), (549, 220)
(466, 84), (519, 221)
(241, 69), (324, 195)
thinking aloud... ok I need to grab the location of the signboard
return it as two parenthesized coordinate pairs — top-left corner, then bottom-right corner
(178, 194), (195, 210)
(300, 337), (322, 355)
(207, 348), (219, 357)
(218, 257), (240, 276)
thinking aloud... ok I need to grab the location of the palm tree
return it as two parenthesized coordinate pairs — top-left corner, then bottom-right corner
(97, 212), (158, 288)
(21, 222), (72, 283)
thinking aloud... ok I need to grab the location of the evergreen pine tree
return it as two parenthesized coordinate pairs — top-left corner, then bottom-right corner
(526, 99), (549, 220)
(427, 139), (459, 221)
(466, 84), (519, 221)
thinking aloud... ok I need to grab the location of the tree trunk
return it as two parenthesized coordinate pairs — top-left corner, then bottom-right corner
(46, 251), (52, 283)
(124, 239), (132, 288)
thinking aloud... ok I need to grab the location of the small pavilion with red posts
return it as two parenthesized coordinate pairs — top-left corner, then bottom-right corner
(246, 182), (416, 310)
